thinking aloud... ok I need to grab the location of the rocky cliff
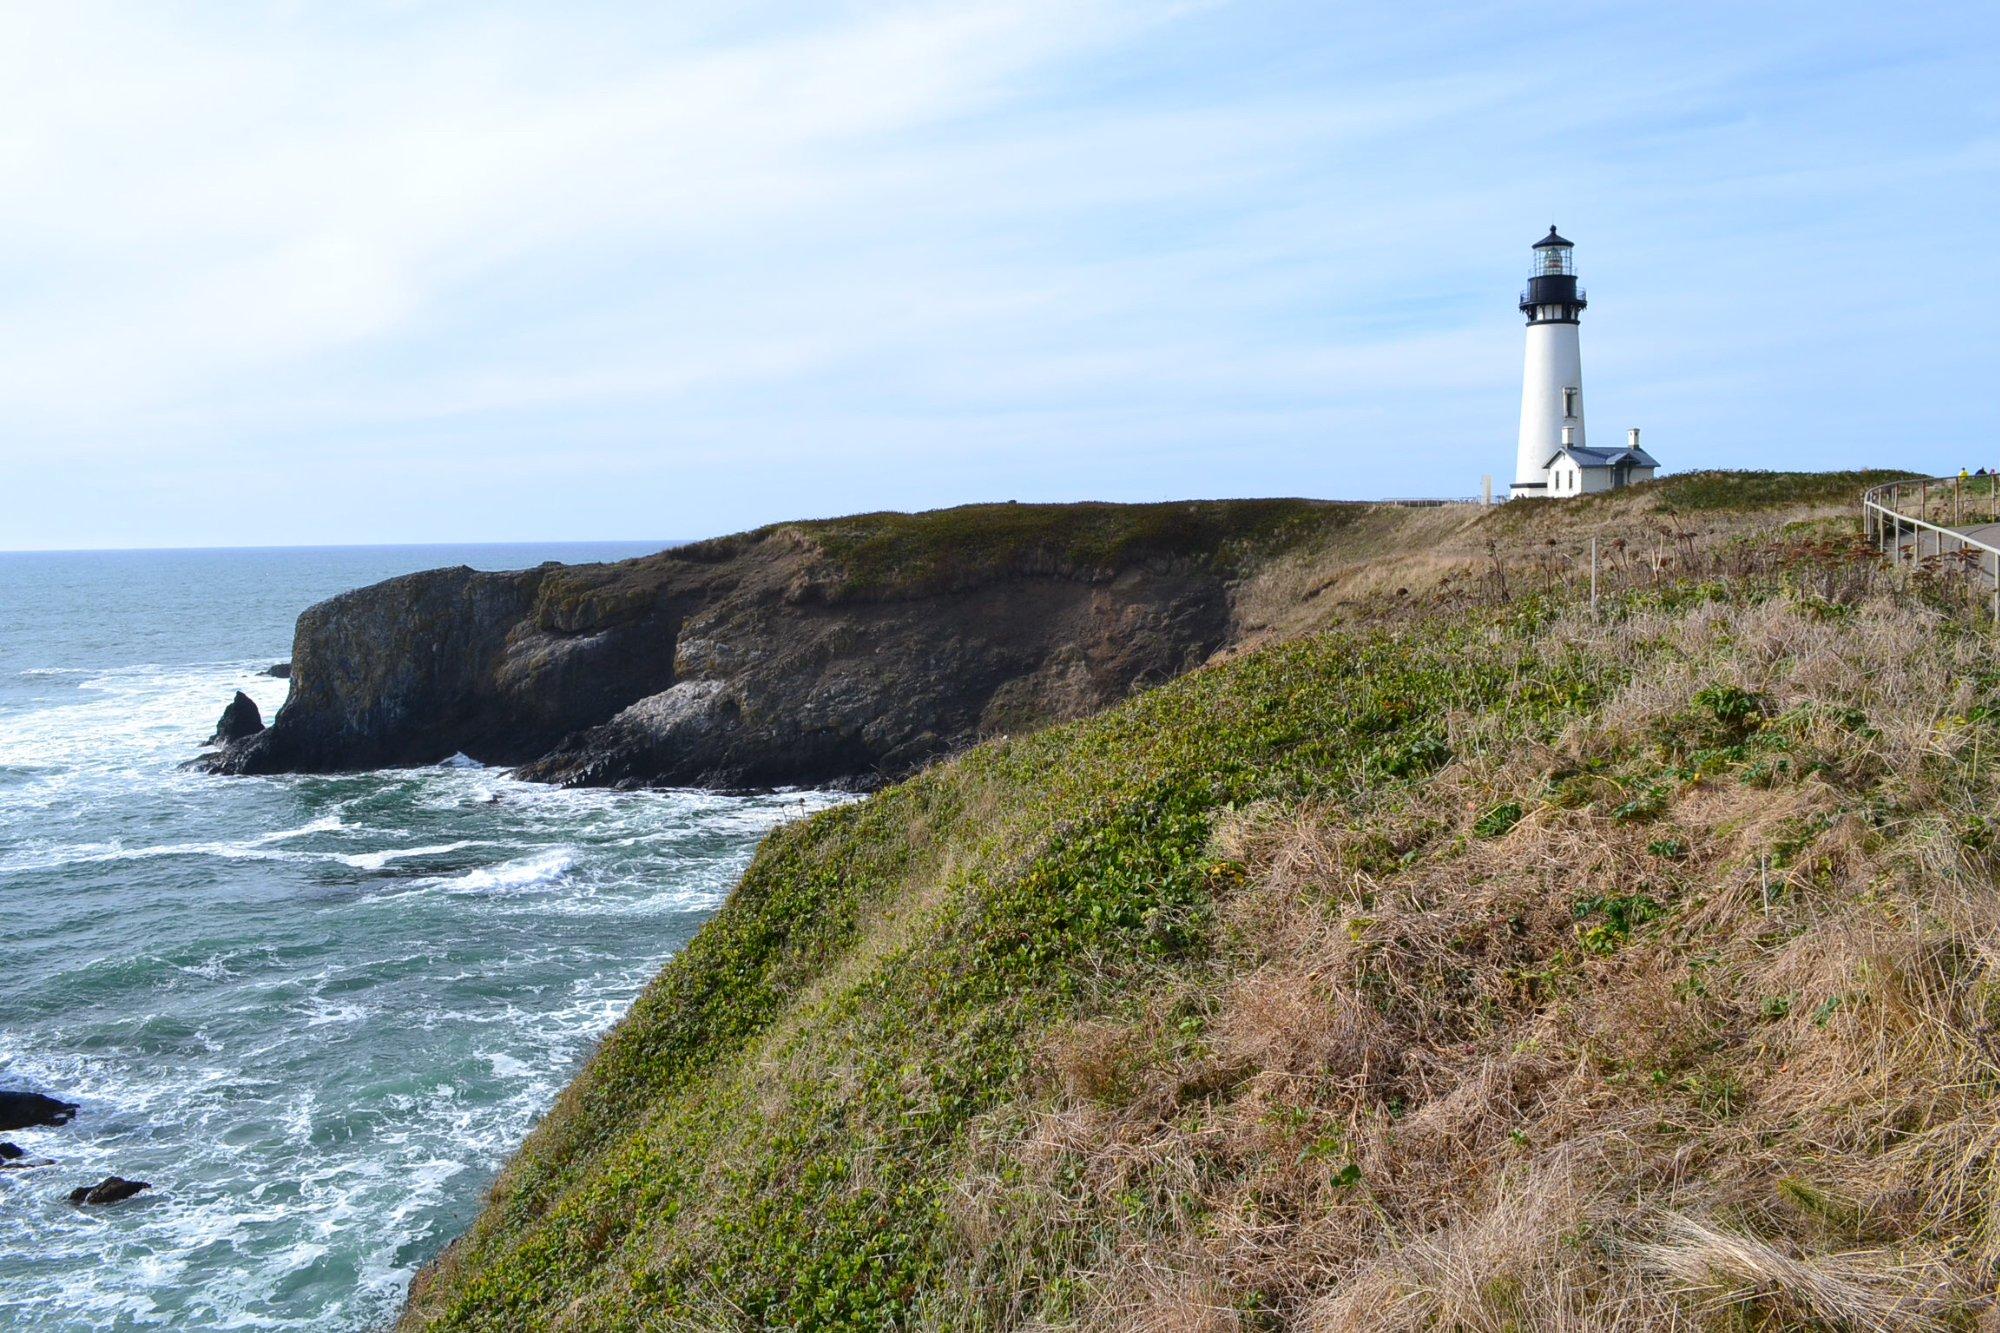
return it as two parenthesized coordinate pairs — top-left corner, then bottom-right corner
(205, 500), (1343, 789)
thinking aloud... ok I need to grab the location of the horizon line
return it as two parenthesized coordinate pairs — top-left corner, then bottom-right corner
(0, 538), (687, 557)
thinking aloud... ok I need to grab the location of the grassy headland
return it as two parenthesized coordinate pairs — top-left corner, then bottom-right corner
(404, 471), (1998, 1331)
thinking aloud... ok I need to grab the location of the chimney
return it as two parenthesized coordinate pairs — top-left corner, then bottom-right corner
(1629, 427), (1641, 449)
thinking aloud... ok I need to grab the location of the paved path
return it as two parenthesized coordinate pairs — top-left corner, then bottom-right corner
(1889, 520), (2000, 578)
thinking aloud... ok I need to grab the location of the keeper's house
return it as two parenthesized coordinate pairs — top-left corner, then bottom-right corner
(1544, 427), (1660, 497)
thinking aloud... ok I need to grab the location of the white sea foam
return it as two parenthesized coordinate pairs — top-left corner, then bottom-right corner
(303, 997), (370, 1027)
(333, 840), (485, 871)
(427, 847), (576, 895)
(482, 1052), (533, 1080)
(262, 814), (350, 842)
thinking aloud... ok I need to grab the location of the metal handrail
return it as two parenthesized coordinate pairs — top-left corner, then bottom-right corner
(1861, 474), (2000, 619)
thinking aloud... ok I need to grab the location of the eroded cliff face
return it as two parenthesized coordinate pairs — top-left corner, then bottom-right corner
(207, 501), (1333, 789)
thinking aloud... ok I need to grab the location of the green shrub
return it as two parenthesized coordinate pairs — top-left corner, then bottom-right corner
(1475, 802), (1526, 839)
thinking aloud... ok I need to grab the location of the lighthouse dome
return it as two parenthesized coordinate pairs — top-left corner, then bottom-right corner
(1533, 227), (1573, 248)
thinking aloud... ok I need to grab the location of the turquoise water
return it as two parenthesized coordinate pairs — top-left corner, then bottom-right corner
(0, 546), (842, 1330)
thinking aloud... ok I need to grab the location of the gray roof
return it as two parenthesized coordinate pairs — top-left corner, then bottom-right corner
(1543, 444), (1660, 470)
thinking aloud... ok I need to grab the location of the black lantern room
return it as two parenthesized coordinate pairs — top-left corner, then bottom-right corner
(1520, 226), (1587, 324)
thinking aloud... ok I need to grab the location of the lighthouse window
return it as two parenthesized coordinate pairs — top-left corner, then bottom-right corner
(1563, 387), (1578, 418)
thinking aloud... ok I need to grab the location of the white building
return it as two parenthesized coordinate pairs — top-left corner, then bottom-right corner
(1545, 428), (1660, 496)
(1510, 227), (1657, 498)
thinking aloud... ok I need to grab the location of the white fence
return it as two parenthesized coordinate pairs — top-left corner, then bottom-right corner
(1862, 475), (2000, 619)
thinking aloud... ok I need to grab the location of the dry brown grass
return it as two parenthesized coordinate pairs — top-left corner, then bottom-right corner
(946, 590), (2000, 1331)
(1224, 480), (1894, 658)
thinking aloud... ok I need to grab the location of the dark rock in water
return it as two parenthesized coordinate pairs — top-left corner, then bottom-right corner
(69, 1176), (150, 1205)
(197, 500), (1333, 789)
(0, 1142), (50, 1170)
(265, 662), (292, 678)
(0, 1090), (78, 1131)
(209, 691), (265, 746)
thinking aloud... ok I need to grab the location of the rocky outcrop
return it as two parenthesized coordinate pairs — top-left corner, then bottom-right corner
(208, 691), (265, 746)
(69, 1176), (150, 1205)
(0, 1090), (77, 1132)
(203, 501), (1339, 790)
(265, 662), (292, 679)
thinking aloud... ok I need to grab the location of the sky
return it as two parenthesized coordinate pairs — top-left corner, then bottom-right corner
(0, 1), (1995, 549)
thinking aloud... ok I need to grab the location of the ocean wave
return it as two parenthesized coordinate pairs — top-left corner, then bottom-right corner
(333, 841), (486, 871)
(427, 848), (576, 895)
(0, 837), (324, 874)
(303, 997), (370, 1028)
(263, 814), (350, 842)
(0, 841), (298, 874)
(0, 820), (454, 876)
(168, 953), (244, 982)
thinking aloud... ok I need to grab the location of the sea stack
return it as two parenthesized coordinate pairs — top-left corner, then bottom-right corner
(209, 691), (266, 746)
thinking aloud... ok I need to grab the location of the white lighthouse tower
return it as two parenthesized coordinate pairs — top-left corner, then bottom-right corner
(1512, 227), (1588, 497)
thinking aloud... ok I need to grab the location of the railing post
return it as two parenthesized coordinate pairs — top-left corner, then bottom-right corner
(1983, 520), (1999, 620)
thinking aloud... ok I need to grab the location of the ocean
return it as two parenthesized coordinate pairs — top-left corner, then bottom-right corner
(0, 545), (843, 1331)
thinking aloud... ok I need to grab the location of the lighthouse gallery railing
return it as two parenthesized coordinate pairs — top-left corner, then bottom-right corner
(1862, 475), (2000, 620)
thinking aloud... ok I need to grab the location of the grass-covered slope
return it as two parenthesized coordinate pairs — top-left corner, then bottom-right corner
(406, 601), (2000, 1326)
(406, 473), (1997, 1330)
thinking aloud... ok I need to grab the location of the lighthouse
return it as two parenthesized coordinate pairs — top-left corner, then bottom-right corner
(1506, 227), (1659, 498)
(1512, 227), (1587, 496)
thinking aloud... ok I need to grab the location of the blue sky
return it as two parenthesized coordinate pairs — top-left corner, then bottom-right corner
(0, 1), (1995, 548)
